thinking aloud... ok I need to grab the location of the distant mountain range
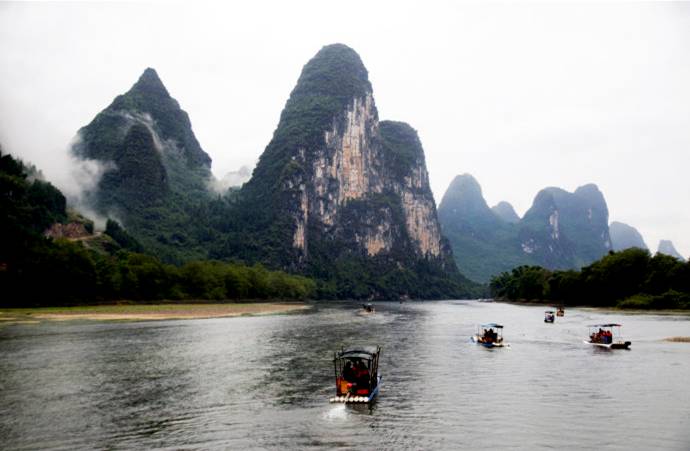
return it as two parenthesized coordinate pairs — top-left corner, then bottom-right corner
(658, 240), (686, 262)
(609, 221), (648, 251)
(68, 44), (476, 299)
(6, 43), (684, 294)
(438, 174), (613, 283)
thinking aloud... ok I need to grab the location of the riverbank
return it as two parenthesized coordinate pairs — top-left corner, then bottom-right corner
(0, 303), (309, 323)
(492, 298), (690, 316)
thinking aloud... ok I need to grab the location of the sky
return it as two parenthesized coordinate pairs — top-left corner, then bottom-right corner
(1, 1), (689, 257)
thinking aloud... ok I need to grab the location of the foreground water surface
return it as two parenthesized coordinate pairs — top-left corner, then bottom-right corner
(1, 301), (689, 450)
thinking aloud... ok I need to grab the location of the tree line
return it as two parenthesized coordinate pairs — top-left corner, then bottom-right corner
(489, 248), (690, 309)
(0, 148), (315, 306)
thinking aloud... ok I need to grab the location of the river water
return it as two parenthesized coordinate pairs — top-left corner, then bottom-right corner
(1, 301), (689, 450)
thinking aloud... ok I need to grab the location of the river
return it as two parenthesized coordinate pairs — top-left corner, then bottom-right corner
(1, 301), (689, 450)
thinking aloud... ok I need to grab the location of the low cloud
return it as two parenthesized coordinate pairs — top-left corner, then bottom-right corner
(208, 165), (252, 194)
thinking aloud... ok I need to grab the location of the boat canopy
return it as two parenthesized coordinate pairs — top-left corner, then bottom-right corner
(587, 323), (622, 328)
(480, 323), (503, 328)
(336, 346), (380, 361)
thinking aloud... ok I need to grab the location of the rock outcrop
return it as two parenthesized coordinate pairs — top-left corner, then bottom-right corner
(609, 221), (648, 251)
(519, 184), (612, 269)
(658, 240), (686, 261)
(236, 44), (468, 298)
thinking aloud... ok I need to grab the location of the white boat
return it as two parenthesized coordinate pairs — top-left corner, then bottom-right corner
(584, 323), (631, 349)
(471, 323), (509, 348)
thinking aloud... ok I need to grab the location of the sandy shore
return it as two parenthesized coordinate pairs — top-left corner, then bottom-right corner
(0, 303), (309, 323)
(663, 336), (690, 343)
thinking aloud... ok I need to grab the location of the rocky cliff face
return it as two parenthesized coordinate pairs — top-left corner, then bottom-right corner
(658, 240), (686, 261)
(609, 221), (648, 251)
(238, 44), (466, 298)
(519, 184), (612, 268)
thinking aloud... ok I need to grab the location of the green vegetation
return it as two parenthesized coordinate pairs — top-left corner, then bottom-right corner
(0, 149), (315, 306)
(490, 248), (690, 309)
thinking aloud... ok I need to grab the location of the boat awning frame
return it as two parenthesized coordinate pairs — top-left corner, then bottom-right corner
(587, 323), (622, 328)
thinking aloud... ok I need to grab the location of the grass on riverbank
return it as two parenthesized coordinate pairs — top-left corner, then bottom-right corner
(0, 302), (309, 323)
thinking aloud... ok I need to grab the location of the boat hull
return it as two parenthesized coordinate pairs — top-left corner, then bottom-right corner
(584, 340), (631, 350)
(471, 336), (508, 348)
(329, 376), (382, 403)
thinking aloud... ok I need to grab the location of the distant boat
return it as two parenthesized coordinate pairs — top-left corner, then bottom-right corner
(329, 345), (382, 403)
(358, 303), (375, 315)
(471, 323), (509, 348)
(544, 310), (555, 323)
(584, 324), (631, 349)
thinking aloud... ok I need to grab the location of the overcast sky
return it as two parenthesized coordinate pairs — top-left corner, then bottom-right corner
(1, 1), (689, 257)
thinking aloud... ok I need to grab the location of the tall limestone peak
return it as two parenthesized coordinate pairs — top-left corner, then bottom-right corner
(124, 67), (170, 99)
(234, 44), (469, 299)
(438, 174), (524, 283)
(491, 201), (520, 223)
(520, 183), (611, 268)
(246, 44), (377, 203)
(438, 174), (499, 228)
(71, 68), (213, 261)
(609, 221), (648, 251)
(658, 240), (686, 261)
(290, 44), (372, 101)
(75, 67), (212, 175)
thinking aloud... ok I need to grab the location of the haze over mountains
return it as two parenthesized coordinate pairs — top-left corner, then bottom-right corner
(67, 44), (475, 299)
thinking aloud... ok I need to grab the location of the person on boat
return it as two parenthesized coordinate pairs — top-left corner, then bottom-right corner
(352, 360), (370, 389)
(605, 330), (612, 344)
(482, 328), (496, 343)
(343, 360), (355, 382)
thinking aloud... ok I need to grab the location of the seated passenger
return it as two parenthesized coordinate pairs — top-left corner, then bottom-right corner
(355, 364), (370, 389)
(343, 361), (355, 382)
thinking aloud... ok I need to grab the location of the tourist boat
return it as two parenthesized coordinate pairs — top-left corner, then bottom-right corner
(359, 303), (375, 314)
(556, 306), (565, 317)
(585, 323), (631, 349)
(329, 345), (382, 403)
(544, 310), (555, 323)
(471, 323), (509, 348)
